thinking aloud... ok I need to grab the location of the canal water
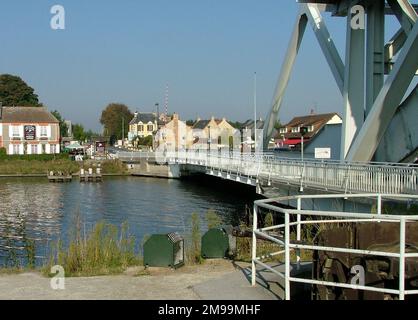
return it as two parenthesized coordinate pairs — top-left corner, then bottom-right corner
(0, 176), (257, 266)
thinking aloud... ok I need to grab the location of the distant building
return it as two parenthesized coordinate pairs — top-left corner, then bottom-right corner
(0, 106), (60, 155)
(275, 113), (342, 159)
(192, 116), (236, 149)
(128, 112), (158, 141)
(64, 120), (73, 137)
(156, 113), (192, 151)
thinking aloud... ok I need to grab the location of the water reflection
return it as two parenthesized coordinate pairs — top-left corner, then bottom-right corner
(0, 176), (256, 266)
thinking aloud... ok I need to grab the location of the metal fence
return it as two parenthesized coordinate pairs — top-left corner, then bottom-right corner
(115, 150), (418, 195)
(251, 193), (418, 300)
(174, 151), (418, 195)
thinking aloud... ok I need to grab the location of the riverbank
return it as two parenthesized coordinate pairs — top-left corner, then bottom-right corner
(0, 158), (128, 175)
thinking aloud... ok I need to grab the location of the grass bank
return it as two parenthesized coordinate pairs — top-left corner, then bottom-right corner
(0, 156), (127, 175)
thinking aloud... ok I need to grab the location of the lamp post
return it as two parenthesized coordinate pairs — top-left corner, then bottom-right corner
(300, 126), (308, 162)
(121, 116), (124, 147)
(208, 125), (211, 154)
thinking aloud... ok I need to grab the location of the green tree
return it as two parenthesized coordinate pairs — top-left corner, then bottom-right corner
(274, 119), (283, 130)
(84, 129), (97, 142)
(0, 74), (40, 106)
(100, 103), (133, 143)
(51, 110), (69, 138)
(73, 123), (86, 142)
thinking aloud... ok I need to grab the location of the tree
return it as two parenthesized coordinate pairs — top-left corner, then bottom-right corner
(100, 103), (133, 143)
(51, 110), (69, 138)
(0, 74), (40, 106)
(274, 119), (283, 130)
(73, 123), (86, 142)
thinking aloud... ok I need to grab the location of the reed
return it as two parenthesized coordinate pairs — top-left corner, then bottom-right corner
(185, 213), (204, 265)
(43, 220), (141, 277)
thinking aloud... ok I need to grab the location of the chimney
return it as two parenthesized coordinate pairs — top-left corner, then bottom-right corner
(211, 116), (215, 121)
(196, 117), (201, 122)
(222, 117), (226, 122)
(173, 113), (179, 121)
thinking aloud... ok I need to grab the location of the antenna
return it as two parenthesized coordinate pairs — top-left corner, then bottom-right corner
(254, 72), (257, 153)
(164, 83), (169, 123)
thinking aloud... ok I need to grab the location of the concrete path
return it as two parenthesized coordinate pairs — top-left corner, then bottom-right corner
(192, 262), (312, 300)
(0, 260), (311, 300)
(0, 260), (239, 300)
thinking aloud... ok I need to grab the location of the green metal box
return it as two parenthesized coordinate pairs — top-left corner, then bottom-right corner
(143, 233), (184, 268)
(201, 226), (235, 259)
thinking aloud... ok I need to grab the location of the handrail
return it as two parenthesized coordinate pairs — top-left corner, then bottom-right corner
(116, 151), (418, 195)
(252, 193), (418, 300)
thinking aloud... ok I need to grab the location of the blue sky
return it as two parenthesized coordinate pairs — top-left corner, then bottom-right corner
(0, 1), (402, 132)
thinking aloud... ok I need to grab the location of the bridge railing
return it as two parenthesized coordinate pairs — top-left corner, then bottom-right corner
(252, 193), (418, 300)
(115, 150), (417, 195)
(172, 151), (417, 195)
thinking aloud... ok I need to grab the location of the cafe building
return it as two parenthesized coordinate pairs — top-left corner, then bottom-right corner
(0, 106), (60, 155)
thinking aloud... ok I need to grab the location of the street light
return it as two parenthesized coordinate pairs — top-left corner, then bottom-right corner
(208, 125), (211, 154)
(299, 126), (308, 162)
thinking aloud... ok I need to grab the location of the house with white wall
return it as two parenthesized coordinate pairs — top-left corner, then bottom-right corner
(0, 106), (60, 155)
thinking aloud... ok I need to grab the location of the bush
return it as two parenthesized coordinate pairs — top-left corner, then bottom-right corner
(0, 152), (69, 161)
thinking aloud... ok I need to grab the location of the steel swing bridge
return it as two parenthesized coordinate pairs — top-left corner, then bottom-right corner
(117, 0), (418, 300)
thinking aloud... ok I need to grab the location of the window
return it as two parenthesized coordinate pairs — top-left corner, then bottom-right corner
(12, 126), (20, 137)
(308, 125), (314, 132)
(40, 126), (48, 137)
(279, 128), (287, 134)
(31, 145), (38, 155)
(50, 144), (56, 154)
(147, 124), (154, 132)
(138, 125), (144, 132)
(291, 127), (299, 133)
(13, 144), (20, 155)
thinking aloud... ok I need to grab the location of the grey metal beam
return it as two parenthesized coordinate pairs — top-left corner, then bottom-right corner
(303, 4), (345, 93)
(341, 4), (365, 160)
(263, 11), (308, 149)
(346, 18), (418, 161)
(374, 83), (418, 163)
(366, 1), (385, 115)
(390, 0), (418, 30)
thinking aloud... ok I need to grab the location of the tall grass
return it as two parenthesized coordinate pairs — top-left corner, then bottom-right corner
(205, 209), (222, 229)
(43, 220), (141, 277)
(185, 213), (204, 265)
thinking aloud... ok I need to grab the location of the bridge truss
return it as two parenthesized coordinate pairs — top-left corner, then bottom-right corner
(263, 0), (418, 163)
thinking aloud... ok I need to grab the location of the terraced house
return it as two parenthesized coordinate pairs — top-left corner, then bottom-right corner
(0, 106), (60, 155)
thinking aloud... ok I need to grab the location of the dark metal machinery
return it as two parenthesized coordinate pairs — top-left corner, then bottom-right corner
(312, 223), (418, 300)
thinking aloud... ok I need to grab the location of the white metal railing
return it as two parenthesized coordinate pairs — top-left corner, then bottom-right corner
(174, 151), (418, 195)
(251, 193), (418, 300)
(116, 150), (418, 195)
